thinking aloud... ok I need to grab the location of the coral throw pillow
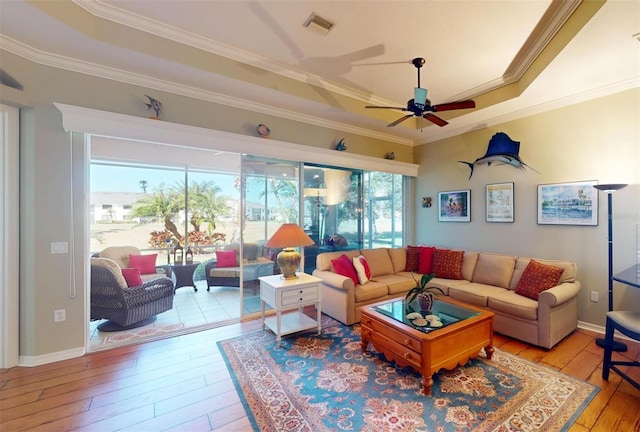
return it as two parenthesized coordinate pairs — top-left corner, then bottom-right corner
(128, 254), (158, 275)
(432, 249), (464, 280)
(405, 246), (421, 272)
(331, 254), (358, 285)
(216, 250), (238, 268)
(121, 267), (143, 287)
(515, 260), (564, 300)
(418, 246), (436, 274)
(353, 255), (372, 284)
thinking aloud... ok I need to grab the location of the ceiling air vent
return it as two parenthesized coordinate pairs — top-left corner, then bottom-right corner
(303, 12), (334, 36)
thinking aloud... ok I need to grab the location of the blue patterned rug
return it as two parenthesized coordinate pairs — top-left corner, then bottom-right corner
(218, 317), (598, 431)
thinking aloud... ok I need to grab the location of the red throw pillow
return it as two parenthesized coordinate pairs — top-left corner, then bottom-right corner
(128, 254), (158, 275)
(432, 249), (464, 280)
(216, 250), (238, 268)
(405, 246), (420, 272)
(331, 254), (359, 285)
(515, 260), (564, 300)
(418, 246), (436, 274)
(121, 267), (143, 287)
(353, 255), (371, 284)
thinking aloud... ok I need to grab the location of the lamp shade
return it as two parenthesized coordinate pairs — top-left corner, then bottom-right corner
(265, 223), (314, 249)
(265, 224), (314, 279)
(593, 184), (628, 193)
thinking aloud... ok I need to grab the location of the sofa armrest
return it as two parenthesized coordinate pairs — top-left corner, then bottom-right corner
(312, 269), (355, 292)
(538, 281), (581, 307)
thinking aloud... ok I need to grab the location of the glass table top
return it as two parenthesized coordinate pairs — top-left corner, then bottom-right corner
(372, 298), (480, 334)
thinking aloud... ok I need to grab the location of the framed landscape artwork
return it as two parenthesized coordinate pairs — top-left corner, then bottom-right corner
(537, 180), (598, 226)
(438, 190), (471, 222)
(486, 182), (514, 223)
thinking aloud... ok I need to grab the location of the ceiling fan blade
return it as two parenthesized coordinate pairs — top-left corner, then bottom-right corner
(432, 100), (476, 112)
(387, 114), (413, 127)
(365, 105), (409, 111)
(423, 113), (448, 127)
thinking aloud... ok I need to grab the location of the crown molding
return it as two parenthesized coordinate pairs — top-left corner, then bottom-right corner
(0, 35), (413, 146)
(422, 77), (640, 144)
(72, 0), (394, 108)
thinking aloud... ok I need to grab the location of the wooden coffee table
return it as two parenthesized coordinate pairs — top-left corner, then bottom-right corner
(361, 296), (494, 395)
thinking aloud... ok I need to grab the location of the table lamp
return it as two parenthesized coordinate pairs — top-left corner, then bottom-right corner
(265, 223), (314, 279)
(593, 183), (628, 352)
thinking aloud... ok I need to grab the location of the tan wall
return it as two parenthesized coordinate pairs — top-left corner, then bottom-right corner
(1, 51), (411, 360)
(414, 87), (640, 328)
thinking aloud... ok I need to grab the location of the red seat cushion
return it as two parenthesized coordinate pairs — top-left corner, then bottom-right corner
(331, 254), (358, 285)
(128, 254), (158, 275)
(216, 250), (238, 268)
(515, 260), (564, 300)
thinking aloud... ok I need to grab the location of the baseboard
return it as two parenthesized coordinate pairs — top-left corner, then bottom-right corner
(577, 320), (636, 343)
(19, 346), (86, 367)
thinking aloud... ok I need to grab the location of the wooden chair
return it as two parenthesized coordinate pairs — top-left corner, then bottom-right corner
(602, 311), (640, 391)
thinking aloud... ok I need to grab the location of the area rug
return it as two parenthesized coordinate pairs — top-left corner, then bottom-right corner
(218, 318), (598, 432)
(102, 323), (185, 344)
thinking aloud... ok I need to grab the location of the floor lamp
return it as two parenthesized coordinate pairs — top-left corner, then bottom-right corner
(593, 183), (628, 352)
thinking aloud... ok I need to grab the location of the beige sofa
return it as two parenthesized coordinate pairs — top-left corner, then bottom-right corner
(312, 247), (581, 349)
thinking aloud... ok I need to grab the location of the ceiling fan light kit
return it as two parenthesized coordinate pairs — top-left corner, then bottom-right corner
(366, 57), (476, 128)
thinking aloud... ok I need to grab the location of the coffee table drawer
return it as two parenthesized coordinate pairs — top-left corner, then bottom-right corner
(281, 286), (318, 306)
(362, 315), (422, 354)
(368, 331), (421, 370)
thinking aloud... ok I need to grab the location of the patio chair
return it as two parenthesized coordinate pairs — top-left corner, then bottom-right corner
(90, 257), (175, 332)
(602, 310), (640, 391)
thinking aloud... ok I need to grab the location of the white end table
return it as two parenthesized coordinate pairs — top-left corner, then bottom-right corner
(259, 272), (322, 346)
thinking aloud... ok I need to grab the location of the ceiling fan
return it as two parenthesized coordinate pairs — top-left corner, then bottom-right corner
(365, 58), (476, 127)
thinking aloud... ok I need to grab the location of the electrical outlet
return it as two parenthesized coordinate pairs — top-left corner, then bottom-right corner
(54, 309), (66, 322)
(590, 291), (598, 302)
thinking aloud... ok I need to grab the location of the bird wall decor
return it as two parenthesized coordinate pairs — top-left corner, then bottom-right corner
(144, 95), (163, 119)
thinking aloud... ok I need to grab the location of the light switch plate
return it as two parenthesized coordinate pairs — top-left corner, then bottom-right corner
(51, 242), (68, 254)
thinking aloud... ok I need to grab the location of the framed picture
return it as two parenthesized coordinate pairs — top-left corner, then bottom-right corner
(537, 180), (598, 226)
(486, 182), (514, 223)
(438, 189), (471, 222)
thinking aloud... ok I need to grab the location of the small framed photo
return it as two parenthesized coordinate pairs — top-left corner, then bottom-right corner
(438, 189), (471, 222)
(486, 182), (514, 223)
(537, 180), (598, 226)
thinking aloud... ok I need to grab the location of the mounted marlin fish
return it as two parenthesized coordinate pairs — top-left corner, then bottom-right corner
(458, 132), (539, 179)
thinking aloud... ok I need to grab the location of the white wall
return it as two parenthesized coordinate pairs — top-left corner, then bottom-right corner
(414, 87), (640, 328)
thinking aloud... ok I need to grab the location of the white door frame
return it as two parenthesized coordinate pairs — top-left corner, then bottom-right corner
(1, 104), (20, 369)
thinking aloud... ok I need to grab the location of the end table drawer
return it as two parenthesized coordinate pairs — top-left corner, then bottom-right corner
(282, 286), (318, 306)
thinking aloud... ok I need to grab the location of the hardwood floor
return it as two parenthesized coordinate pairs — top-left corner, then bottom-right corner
(1, 319), (639, 432)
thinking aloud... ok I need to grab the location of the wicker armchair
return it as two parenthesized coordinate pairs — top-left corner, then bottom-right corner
(91, 257), (175, 331)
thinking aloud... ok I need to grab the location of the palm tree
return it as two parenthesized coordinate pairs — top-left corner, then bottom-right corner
(131, 183), (183, 240)
(188, 180), (233, 234)
(139, 180), (148, 193)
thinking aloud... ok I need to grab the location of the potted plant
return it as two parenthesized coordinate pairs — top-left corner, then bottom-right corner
(405, 273), (445, 312)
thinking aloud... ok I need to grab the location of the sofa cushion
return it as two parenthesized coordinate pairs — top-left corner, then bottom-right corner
(316, 250), (361, 271)
(448, 283), (507, 307)
(461, 251), (479, 281)
(418, 246), (436, 274)
(373, 274), (417, 295)
(354, 281), (388, 303)
(488, 290), (538, 321)
(405, 246), (420, 272)
(210, 268), (239, 278)
(128, 254), (158, 275)
(98, 245), (141, 269)
(216, 250), (238, 268)
(121, 267), (143, 287)
(361, 248), (394, 277)
(472, 253), (516, 289)
(387, 248), (407, 274)
(353, 255), (371, 284)
(331, 254), (358, 285)
(91, 257), (128, 289)
(432, 249), (464, 280)
(510, 258), (577, 290)
(515, 260), (564, 300)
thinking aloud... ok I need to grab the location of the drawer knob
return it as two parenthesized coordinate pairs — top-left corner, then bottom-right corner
(404, 339), (411, 345)
(403, 352), (411, 359)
